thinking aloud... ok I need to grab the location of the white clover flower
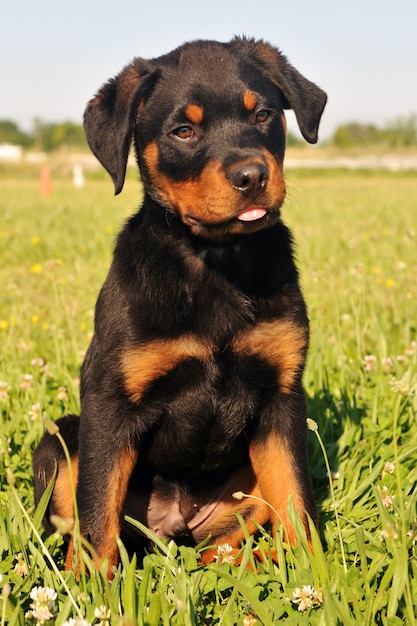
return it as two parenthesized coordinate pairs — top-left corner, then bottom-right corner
(20, 374), (33, 390)
(94, 605), (111, 625)
(13, 552), (29, 576)
(57, 386), (69, 401)
(31, 357), (45, 367)
(381, 461), (395, 478)
(62, 619), (91, 626)
(292, 585), (323, 612)
(26, 586), (57, 624)
(0, 381), (10, 400)
(29, 403), (42, 421)
(216, 543), (235, 564)
(381, 357), (393, 372)
(379, 485), (394, 509)
(363, 355), (377, 372)
(389, 372), (416, 396)
(404, 341), (416, 357)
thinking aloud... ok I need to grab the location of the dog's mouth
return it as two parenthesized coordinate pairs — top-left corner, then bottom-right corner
(236, 207), (267, 222)
(184, 206), (273, 229)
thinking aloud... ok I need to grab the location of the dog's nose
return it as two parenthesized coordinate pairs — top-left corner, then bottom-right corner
(227, 162), (269, 195)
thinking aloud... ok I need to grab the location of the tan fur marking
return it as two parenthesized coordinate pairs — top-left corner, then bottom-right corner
(197, 469), (271, 564)
(143, 142), (231, 222)
(98, 447), (138, 572)
(61, 450), (138, 577)
(52, 459), (79, 520)
(250, 433), (306, 545)
(233, 319), (307, 393)
(121, 335), (213, 402)
(185, 103), (204, 125)
(243, 90), (258, 111)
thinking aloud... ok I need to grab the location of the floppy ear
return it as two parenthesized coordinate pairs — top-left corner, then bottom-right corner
(231, 38), (327, 144)
(84, 59), (156, 194)
(256, 40), (327, 143)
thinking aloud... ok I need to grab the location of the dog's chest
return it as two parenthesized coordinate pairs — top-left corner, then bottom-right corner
(110, 216), (305, 469)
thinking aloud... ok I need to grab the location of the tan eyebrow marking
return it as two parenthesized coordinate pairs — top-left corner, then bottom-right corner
(243, 90), (258, 111)
(184, 104), (204, 124)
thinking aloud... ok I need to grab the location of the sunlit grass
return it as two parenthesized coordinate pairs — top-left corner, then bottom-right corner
(1, 165), (416, 624)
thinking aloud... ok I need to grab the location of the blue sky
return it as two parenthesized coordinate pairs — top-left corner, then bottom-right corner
(2, 0), (416, 140)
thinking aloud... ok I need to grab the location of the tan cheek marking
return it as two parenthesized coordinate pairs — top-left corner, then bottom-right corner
(142, 142), (235, 222)
(121, 335), (213, 402)
(142, 140), (160, 175)
(260, 147), (286, 204)
(185, 104), (204, 125)
(250, 433), (306, 545)
(233, 319), (308, 394)
(243, 90), (258, 111)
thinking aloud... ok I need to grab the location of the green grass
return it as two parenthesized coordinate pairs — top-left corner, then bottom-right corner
(1, 164), (416, 625)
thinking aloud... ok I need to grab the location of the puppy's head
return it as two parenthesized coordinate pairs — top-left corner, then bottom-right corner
(84, 37), (326, 239)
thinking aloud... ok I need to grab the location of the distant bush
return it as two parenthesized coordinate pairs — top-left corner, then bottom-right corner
(332, 115), (417, 148)
(33, 119), (88, 151)
(332, 122), (382, 147)
(0, 120), (33, 147)
(0, 118), (88, 152)
(286, 131), (304, 147)
(385, 115), (417, 147)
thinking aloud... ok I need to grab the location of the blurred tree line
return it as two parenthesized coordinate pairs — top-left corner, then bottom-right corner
(1, 115), (417, 151)
(332, 115), (417, 148)
(0, 119), (87, 151)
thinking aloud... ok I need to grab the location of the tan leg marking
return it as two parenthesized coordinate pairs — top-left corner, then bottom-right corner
(51, 457), (79, 521)
(187, 465), (270, 564)
(97, 447), (138, 573)
(250, 433), (308, 545)
(57, 449), (138, 577)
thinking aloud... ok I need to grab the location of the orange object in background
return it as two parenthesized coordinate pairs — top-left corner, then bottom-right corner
(38, 163), (52, 195)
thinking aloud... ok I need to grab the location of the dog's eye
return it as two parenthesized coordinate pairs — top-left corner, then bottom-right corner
(255, 110), (269, 124)
(174, 126), (194, 140)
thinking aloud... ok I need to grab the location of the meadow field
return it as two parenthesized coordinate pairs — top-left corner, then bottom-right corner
(0, 163), (416, 624)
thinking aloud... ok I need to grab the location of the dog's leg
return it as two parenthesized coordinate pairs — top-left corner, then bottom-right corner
(74, 435), (138, 576)
(33, 414), (80, 532)
(249, 393), (317, 547)
(232, 318), (315, 545)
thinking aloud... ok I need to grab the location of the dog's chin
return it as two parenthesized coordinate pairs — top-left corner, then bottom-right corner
(182, 209), (282, 241)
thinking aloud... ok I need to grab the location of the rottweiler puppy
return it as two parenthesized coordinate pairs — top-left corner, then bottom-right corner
(33, 36), (327, 573)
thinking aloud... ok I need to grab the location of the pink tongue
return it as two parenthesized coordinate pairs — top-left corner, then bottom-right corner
(237, 208), (267, 222)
